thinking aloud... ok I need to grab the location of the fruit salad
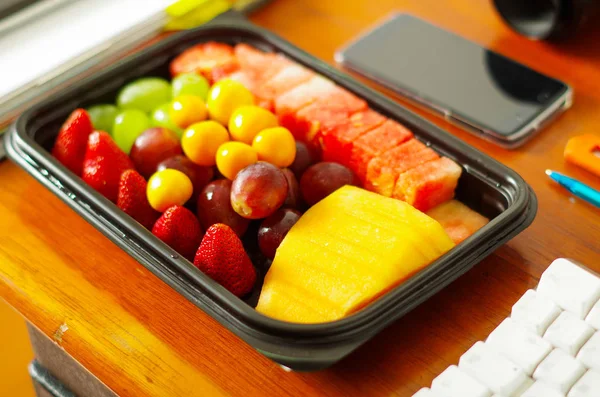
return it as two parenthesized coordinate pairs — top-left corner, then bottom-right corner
(50, 41), (489, 323)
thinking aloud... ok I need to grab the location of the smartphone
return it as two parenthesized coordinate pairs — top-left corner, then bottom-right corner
(336, 14), (573, 148)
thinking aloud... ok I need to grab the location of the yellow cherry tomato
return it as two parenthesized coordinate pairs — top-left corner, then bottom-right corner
(216, 142), (258, 180)
(252, 127), (296, 168)
(207, 79), (254, 125)
(147, 169), (193, 212)
(181, 121), (229, 166)
(169, 95), (208, 129)
(228, 105), (278, 144)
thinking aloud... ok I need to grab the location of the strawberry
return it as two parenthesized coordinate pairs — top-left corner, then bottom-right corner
(117, 170), (160, 229)
(194, 223), (256, 298)
(52, 108), (93, 175)
(152, 206), (203, 261)
(82, 131), (134, 202)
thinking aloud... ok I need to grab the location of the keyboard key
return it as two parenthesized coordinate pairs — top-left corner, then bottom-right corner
(412, 388), (439, 397)
(415, 260), (600, 397)
(536, 258), (600, 319)
(544, 311), (594, 356)
(486, 318), (552, 375)
(577, 332), (600, 372)
(431, 365), (492, 397)
(458, 341), (531, 396)
(511, 289), (562, 336)
(567, 370), (600, 397)
(585, 300), (600, 330)
(521, 381), (565, 397)
(533, 348), (586, 394)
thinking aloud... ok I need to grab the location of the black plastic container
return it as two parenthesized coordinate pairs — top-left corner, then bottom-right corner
(5, 13), (537, 371)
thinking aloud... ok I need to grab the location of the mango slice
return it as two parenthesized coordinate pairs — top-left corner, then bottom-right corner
(255, 186), (455, 324)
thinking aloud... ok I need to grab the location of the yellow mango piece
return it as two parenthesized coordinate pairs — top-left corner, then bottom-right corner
(256, 186), (455, 323)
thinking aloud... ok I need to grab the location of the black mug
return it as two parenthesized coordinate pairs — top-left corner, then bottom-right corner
(493, 0), (600, 40)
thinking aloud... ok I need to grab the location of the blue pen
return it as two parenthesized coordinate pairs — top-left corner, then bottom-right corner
(546, 170), (600, 209)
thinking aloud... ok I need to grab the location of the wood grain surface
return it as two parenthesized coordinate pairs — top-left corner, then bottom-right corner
(1, 0), (600, 396)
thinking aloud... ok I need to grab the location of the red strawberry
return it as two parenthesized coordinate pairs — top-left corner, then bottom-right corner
(117, 170), (160, 229)
(82, 131), (134, 202)
(152, 206), (203, 261)
(52, 109), (93, 175)
(194, 223), (256, 297)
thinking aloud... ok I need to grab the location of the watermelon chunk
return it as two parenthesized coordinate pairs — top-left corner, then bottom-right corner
(320, 110), (386, 164)
(311, 86), (367, 114)
(255, 64), (315, 101)
(275, 76), (338, 115)
(280, 103), (351, 142)
(279, 85), (368, 143)
(226, 70), (257, 90)
(275, 75), (366, 115)
(226, 70), (274, 111)
(365, 139), (439, 197)
(170, 42), (238, 82)
(234, 44), (292, 77)
(220, 45), (293, 110)
(393, 157), (462, 211)
(349, 120), (414, 181)
(426, 200), (489, 244)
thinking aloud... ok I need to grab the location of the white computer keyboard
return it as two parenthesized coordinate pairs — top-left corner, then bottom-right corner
(415, 258), (600, 397)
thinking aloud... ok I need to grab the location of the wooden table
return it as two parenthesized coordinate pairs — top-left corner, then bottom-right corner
(2, 0), (600, 396)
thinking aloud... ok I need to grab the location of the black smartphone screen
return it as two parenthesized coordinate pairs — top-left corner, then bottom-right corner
(337, 14), (570, 139)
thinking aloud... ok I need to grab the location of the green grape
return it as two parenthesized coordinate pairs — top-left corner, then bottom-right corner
(112, 109), (150, 154)
(117, 77), (171, 113)
(87, 104), (118, 134)
(171, 73), (210, 100)
(151, 103), (183, 138)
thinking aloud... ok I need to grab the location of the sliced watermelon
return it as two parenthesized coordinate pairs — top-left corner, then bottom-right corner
(279, 83), (368, 143)
(210, 64), (239, 83)
(233, 44), (291, 88)
(256, 98), (275, 113)
(220, 44), (292, 109)
(280, 103), (350, 142)
(349, 120), (414, 181)
(364, 139), (439, 197)
(274, 76), (337, 115)
(234, 44), (292, 75)
(226, 70), (257, 91)
(311, 86), (367, 114)
(226, 70), (274, 111)
(426, 200), (489, 244)
(256, 64), (315, 101)
(320, 110), (386, 164)
(170, 42), (238, 82)
(394, 157), (462, 212)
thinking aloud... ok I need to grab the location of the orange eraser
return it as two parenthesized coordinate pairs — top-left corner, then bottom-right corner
(564, 134), (600, 177)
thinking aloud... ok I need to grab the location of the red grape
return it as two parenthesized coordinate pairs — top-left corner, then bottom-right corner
(300, 162), (360, 206)
(157, 155), (214, 200)
(130, 127), (182, 178)
(281, 168), (300, 209)
(258, 209), (301, 259)
(197, 179), (250, 237)
(230, 162), (288, 219)
(289, 141), (319, 179)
